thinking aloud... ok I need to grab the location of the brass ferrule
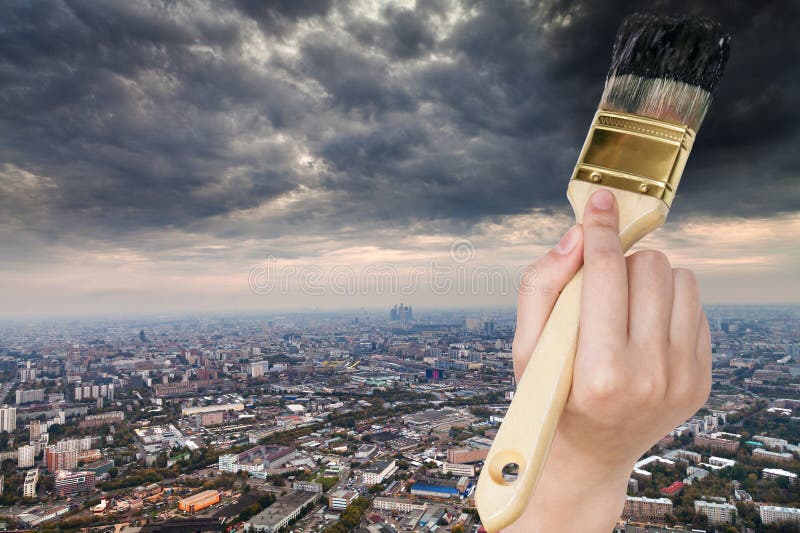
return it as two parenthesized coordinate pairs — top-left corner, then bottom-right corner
(570, 111), (696, 207)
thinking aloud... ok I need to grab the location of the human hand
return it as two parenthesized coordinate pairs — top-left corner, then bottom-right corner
(504, 188), (712, 532)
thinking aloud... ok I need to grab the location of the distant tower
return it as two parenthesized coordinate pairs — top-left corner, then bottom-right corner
(390, 303), (412, 324)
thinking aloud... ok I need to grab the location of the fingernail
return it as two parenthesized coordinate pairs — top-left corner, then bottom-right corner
(591, 189), (614, 210)
(554, 225), (579, 255)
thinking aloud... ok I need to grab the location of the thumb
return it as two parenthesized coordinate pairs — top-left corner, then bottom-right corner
(512, 224), (584, 383)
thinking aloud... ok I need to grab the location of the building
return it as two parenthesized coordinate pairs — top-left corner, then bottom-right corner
(363, 459), (398, 486)
(23, 468), (39, 498)
(693, 432), (741, 454)
(0, 405), (16, 433)
(753, 448), (794, 463)
(79, 411), (124, 428)
(29, 419), (47, 441)
(663, 449), (701, 463)
(763, 468), (798, 484)
(54, 470), (96, 497)
(753, 435), (790, 450)
(178, 490), (221, 513)
(218, 445), (296, 475)
(760, 505), (800, 526)
(694, 500), (737, 526)
(292, 481), (323, 493)
(328, 489), (359, 511)
(447, 447), (489, 464)
(465, 318), (483, 332)
(78, 449), (102, 463)
(374, 497), (427, 513)
(181, 403), (244, 416)
(73, 383), (115, 401)
(245, 491), (319, 533)
(660, 481), (686, 497)
(390, 303), (412, 323)
(622, 496), (673, 521)
(17, 504), (69, 527)
(18, 444), (36, 468)
(249, 361), (268, 378)
(410, 478), (460, 499)
(441, 462), (476, 477)
(49, 436), (93, 452)
(45, 448), (78, 471)
(684, 466), (710, 485)
(85, 459), (115, 477)
(15, 389), (44, 405)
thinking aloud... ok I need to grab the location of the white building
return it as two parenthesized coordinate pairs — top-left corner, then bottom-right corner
(15, 389), (44, 405)
(763, 468), (798, 484)
(442, 462), (476, 477)
(694, 500), (737, 526)
(328, 489), (359, 511)
(753, 435), (790, 450)
(23, 468), (39, 498)
(760, 505), (800, 526)
(753, 448), (794, 463)
(0, 405), (16, 433)
(218, 454), (240, 473)
(374, 497), (426, 512)
(249, 361), (268, 378)
(363, 459), (398, 486)
(18, 444), (36, 468)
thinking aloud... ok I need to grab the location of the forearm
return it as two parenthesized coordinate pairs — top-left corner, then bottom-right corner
(501, 432), (633, 533)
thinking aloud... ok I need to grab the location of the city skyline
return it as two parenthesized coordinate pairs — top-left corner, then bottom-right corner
(1, 1), (798, 318)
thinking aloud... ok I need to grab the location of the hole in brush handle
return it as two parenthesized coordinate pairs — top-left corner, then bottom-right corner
(488, 451), (525, 486)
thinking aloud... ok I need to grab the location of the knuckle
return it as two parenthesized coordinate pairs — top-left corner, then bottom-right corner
(628, 249), (671, 273)
(580, 369), (626, 405)
(637, 373), (667, 402)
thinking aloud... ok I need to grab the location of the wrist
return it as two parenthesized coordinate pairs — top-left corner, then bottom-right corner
(500, 431), (634, 533)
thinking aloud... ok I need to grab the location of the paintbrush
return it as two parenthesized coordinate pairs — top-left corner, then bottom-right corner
(475, 13), (730, 532)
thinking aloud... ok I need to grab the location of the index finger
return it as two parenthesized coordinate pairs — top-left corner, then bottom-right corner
(579, 189), (628, 347)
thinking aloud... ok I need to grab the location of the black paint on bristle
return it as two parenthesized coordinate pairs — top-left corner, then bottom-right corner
(610, 13), (730, 95)
(600, 13), (731, 130)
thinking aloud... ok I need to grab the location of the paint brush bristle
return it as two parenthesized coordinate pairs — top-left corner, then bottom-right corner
(600, 13), (731, 131)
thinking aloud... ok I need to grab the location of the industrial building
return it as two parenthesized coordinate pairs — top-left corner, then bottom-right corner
(245, 491), (318, 533)
(178, 490), (221, 513)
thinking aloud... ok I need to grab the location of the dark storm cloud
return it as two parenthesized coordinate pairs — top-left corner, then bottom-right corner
(233, 0), (334, 36)
(347, 5), (437, 59)
(0, 0), (798, 249)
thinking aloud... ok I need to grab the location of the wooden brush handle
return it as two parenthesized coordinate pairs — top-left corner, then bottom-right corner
(475, 181), (669, 533)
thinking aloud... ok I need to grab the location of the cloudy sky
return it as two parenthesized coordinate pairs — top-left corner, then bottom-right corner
(1, 0), (798, 318)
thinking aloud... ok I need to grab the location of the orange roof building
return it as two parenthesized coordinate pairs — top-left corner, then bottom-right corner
(177, 490), (220, 513)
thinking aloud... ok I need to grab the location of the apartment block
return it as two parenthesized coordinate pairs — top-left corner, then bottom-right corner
(622, 496), (673, 521)
(694, 500), (737, 526)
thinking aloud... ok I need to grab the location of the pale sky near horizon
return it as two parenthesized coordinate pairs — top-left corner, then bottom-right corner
(1, 1), (798, 318)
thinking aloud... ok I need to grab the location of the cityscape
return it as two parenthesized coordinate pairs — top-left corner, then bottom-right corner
(0, 304), (797, 533)
(0, 1), (798, 533)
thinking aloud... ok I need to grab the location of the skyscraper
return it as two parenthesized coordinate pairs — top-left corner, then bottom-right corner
(390, 303), (412, 323)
